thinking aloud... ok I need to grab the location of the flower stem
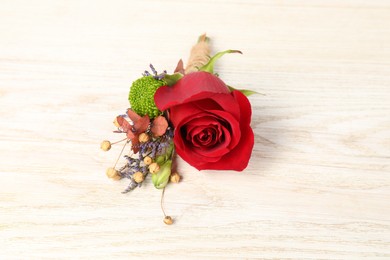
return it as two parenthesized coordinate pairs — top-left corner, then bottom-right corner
(113, 139), (129, 168)
(111, 137), (128, 145)
(161, 187), (167, 217)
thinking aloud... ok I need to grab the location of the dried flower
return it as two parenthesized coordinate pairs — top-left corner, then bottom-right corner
(133, 171), (144, 183)
(149, 162), (160, 174)
(122, 178), (138, 194)
(163, 216), (173, 225)
(143, 156), (153, 165)
(100, 140), (111, 151)
(138, 133), (150, 143)
(106, 167), (121, 180)
(185, 34), (210, 74)
(170, 172), (181, 183)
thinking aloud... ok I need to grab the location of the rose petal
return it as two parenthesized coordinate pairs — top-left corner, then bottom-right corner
(193, 92), (254, 171)
(185, 118), (233, 158)
(174, 127), (223, 165)
(193, 94), (240, 121)
(232, 90), (252, 126)
(154, 71), (230, 111)
(168, 93), (240, 128)
(177, 109), (240, 151)
(172, 110), (242, 169)
(188, 125), (219, 147)
(198, 125), (254, 171)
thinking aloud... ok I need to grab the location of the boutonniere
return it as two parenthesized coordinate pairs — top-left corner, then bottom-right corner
(101, 34), (256, 225)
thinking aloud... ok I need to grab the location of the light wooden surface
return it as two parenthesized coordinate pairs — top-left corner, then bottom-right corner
(1, 0), (389, 259)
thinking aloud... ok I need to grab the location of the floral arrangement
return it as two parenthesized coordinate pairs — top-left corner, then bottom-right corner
(101, 34), (255, 224)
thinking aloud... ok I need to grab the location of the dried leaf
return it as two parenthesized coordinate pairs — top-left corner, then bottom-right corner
(130, 136), (140, 154)
(185, 34), (211, 74)
(127, 109), (141, 122)
(151, 116), (168, 137)
(174, 59), (185, 74)
(126, 130), (135, 140)
(134, 115), (150, 133)
(116, 116), (132, 132)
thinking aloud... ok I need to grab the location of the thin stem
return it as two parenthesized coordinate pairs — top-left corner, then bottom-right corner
(113, 140), (129, 168)
(111, 137), (128, 145)
(161, 187), (167, 217)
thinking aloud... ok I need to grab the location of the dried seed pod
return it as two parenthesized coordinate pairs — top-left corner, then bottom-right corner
(170, 172), (181, 183)
(143, 156), (153, 165)
(163, 216), (173, 225)
(100, 140), (111, 151)
(113, 117), (120, 128)
(133, 171), (144, 183)
(149, 162), (160, 174)
(138, 133), (150, 143)
(106, 167), (121, 180)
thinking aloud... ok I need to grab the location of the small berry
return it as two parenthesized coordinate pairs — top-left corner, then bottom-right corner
(138, 133), (150, 143)
(113, 117), (120, 128)
(100, 140), (111, 151)
(163, 216), (173, 225)
(149, 162), (160, 174)
(143, 156), (153, 165)
(106, 167), (121, 180)
(133, 171), (144, 183)
(170, 172), (181, 183)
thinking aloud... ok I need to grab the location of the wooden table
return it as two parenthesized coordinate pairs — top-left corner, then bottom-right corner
(1, 1), (389, 258)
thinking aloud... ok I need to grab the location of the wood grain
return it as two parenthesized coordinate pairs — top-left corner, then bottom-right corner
(0, 0), (389, 259)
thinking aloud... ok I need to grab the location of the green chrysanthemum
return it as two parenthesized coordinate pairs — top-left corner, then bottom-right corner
(129, 76), (166, 118)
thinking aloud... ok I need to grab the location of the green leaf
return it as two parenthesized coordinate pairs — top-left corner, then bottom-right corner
(155, 155), (166, 165)
(152, 160), (172, 189)
(199, 50), (242, 74)
(227, 85), (264, 96)
(163, 73), (183, 86)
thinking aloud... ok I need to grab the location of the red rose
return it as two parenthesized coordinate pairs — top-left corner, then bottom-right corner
(154, 71), (254, 171)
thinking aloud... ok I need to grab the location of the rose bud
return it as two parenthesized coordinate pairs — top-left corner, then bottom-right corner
(152, 160), (172, 189)
(133, 171), (144, 183)
(106, 167), (121, 180)
(149, 162), (160, 174)
(138, 133), (150, 143)
(170, 172), (181, 183)
(100, 140), (111, 151)
(143, 156), (153, 165)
